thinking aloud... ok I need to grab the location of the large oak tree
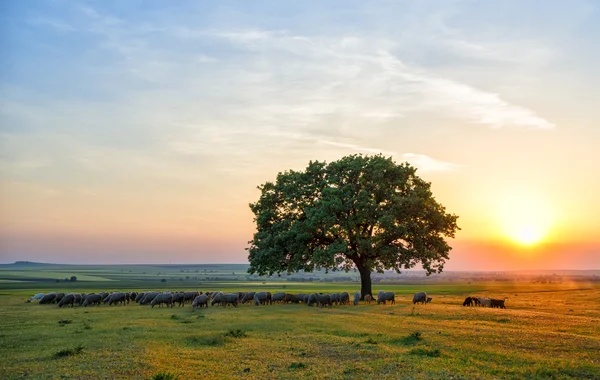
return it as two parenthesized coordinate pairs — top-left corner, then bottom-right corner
(247, 154), (459, 298)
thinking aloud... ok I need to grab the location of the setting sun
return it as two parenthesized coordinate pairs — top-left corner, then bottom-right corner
(495, 190), (554, 247)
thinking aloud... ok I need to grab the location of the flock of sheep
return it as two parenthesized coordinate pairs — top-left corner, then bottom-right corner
(29, 290), (507, 309)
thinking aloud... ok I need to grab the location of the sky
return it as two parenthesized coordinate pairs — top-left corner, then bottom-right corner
(1, 1), (599, 270)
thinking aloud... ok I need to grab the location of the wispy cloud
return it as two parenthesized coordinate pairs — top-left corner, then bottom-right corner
(402, 153), (462, 172)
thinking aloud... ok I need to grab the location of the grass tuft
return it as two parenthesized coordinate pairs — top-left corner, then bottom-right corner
(54, 345), (83, 358)
(364, 337), (378, 345)
(58, 319), (72, 325)
(224, 329), (247, 338)
(408, 347), (441, 357)
(187, 335), (225, 346)
(289, 362), (306, 370)
(152, 372), (180, 380)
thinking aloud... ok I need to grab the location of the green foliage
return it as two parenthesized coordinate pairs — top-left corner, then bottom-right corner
(186, 335), (225, 347)
(364, 337), (378, 344)
(54, 345), (83, 358)
(58, 319), (72, 325)
(247, 154), (459, 296)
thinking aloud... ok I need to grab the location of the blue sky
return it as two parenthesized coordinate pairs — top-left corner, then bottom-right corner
(1, 1), (599, 268)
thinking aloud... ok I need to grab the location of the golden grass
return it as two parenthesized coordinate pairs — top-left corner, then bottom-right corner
(0, 283), (599, 379)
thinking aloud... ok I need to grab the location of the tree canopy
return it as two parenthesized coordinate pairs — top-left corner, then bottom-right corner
(247, 154), (459, 297)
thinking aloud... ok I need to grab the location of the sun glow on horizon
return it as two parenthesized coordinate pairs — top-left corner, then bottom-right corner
(494, 190), (555, 247)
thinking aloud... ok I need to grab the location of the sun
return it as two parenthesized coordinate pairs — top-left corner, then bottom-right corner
(494, 191), (554, 247)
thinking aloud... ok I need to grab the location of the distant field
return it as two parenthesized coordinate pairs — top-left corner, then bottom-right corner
(0, 265), (599, 379)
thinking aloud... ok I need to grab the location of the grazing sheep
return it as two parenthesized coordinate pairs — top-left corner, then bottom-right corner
(426, 297), (432, 304)
(135, 292), (146, 303)
(284, 294), (297, 304)
(329, 293), (341, 305)
(192, 294), (209, 309)
(241, 292), (256, 304)
(473, 297), (481, 307)
(306, 293), (319, 307)
(39, 293), (57, 305)
(462, 297), (474, 307)
(377, 292), (396, 305)
(83, 294), (102, 307)
(57, 293), (75, 308)
(295, 293), (308, 304)
(271, 292), (286, 304)
(412, 292), (427, 305)
(253, 292), (269, 306)
(211, 292), (224, 307)
(172, 293), (185, 307)
(140, 292), (160, 305)
(108, 292), (126, 306)
(317, 294), (332, 308)
(72, 293), (82, 305)
(221, 293), (239, 307)
(129, 292), (138, 302)
(340, 292), (350, 305)
(55, 293), (65, 303)
(364, 294), (372, 304)
(151, 293), (174, 308)
(29, 293), (44, 302)
(478, 298), (492, 307)
(491, 299), (507, 309)
(353, 291), (361, 305)
(183, 291), (199, 304)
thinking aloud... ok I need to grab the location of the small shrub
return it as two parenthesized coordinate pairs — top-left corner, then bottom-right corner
(180, 320), (193, 324)
(83, 323), (92, 330)
(58, 319), (72, 325)
(410, 331), (423, 341)
(408, 347), (441, 357)
(364, 337), (378, 345)
(170, 315), (179, 320)
(187, 335), (224, 346)
(54, 345), (83, 358)
(289, 362), (306, 370)
(225, 329), (247, 338)
(152, 372), (180, 380)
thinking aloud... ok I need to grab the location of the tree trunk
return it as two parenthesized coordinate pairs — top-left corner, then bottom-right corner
(357, 264), (373, 300)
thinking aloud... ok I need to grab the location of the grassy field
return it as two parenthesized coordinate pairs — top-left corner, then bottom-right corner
(0, 266), (599, 379)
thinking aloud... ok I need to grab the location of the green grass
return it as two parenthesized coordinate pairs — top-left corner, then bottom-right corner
(0, 269), (599, 379)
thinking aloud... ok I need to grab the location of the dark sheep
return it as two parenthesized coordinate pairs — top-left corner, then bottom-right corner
(108, 292), (126, 306)
(72, 293), (82, 305)
(83, 294), (102, 307)
(241, 292), (256, 304)
(151, 293), (173, 308)
(57, 293), (75, 308)
(192, 294), (209, 309)
(329, 293), (340, 305)
(211, 292), (223, 306)
(55, 293), (65, 303)
(317, 294), (332, 308)
(306, 293), (319, 307)
(295, 293), (308, 304)
(491, 299), (507, 309)
(463, 297), (474, 307)
(183, 291), (199, 304)
(377, 292), (396, 305)
(426, 297), (432, 304)
(339, 292), (350, 305)
(412, 292), (427, 305)
(140, 292), (160, 305)
(271, 292), (286, 304)
(135, 292), (146, 303)
(172, 292), (185, 307)
(39, 293), (57, 305)
(221, 293), (239, 307)
(284, 294), (297, 304)
(253, 292), (269, 306)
